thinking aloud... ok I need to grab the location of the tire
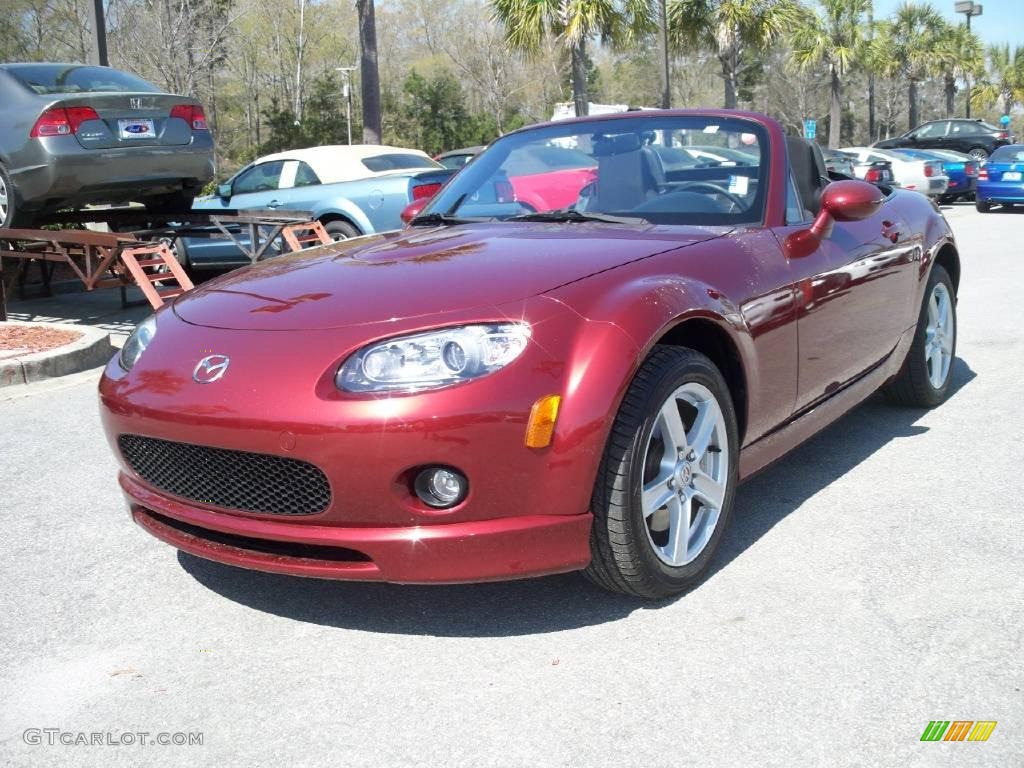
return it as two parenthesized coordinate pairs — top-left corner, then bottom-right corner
(976, 200), (990, 213)
(968, 147), (988, 162)
(323, 220), (359, 242)
(584, 346), (739, 599)
(938, 194), (955, 205)
(0, 164), (30, 229)
(883, 266), (957, 408)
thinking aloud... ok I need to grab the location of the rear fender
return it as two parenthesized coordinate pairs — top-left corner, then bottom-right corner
(311, 200), (373, 235)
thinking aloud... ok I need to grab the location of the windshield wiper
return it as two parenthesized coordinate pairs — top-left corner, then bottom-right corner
(507, 209), (648, 225)
(408, 212), (481, 227)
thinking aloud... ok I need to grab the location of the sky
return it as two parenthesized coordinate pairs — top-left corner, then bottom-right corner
(872, 0), (1024, 47)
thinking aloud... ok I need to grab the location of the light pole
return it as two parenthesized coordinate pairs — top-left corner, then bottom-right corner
(954, 1), (982, 118)
(88, 0), (108, 66)
(335, 66), (356, 145)
(659, 0), (670, 110)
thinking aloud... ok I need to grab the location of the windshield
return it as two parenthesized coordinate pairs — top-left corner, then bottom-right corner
(5, 64), (159, 95)
(422, 115), (769, 226)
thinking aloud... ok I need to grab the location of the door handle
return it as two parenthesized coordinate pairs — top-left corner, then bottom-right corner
(882, 220), (901, 243)
(267, 200), (282, 209)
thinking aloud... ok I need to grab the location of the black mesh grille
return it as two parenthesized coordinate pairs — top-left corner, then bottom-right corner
(119, 434), (331, 515)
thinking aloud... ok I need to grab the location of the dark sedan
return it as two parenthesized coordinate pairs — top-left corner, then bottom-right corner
(874, 118), (1012, 162)
(435, 146), (484, 170)
(0, 63), (215, 227)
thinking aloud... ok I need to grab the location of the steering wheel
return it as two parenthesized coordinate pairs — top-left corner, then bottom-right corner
(673, 181), (746, 212)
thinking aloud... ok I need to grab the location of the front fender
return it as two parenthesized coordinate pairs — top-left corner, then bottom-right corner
(545, 269), (756, 464)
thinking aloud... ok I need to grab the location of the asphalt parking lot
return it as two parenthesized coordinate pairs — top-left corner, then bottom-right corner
(1, 204), (1022, 767)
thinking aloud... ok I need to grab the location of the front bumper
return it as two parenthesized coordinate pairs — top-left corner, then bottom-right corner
(124, 473), (592, 583)
(99, 298), (636, 583)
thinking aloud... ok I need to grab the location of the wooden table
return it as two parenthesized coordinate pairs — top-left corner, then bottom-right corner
(0, 229), (139, 321)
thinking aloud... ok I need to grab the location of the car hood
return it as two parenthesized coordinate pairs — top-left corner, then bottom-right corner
(172, 223), (726, 331)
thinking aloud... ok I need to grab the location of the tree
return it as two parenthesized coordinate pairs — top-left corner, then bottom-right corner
(491, 0), (654, 117)
(881, 1), (944, 130)
(972, 44), (1024, 117)
(668, 0), (800, 109)
(357, 0), (382, 143)
(934, 21), (983, 118)
(789, 0), (870, 148)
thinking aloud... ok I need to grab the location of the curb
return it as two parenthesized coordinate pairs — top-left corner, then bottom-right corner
(0, 322), (114, 387)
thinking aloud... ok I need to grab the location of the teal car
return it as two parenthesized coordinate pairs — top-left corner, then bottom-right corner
(181, 145), (452, 271)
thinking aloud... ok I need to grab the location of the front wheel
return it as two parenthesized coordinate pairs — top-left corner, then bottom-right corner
(883, 266), (957, 408)
(585, 346), (739, 599)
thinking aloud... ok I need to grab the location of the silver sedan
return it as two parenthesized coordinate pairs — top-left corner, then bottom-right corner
(0, 63), (215, 227)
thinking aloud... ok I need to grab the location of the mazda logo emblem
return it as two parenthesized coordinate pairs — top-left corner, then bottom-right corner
(193, 354), (230, 383)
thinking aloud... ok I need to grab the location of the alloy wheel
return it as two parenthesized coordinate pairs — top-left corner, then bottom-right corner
(968, 148), (988, 162)
(640, 382), (729, 567)
(924, 281), (954, 389)
(0, 174), (8, 225)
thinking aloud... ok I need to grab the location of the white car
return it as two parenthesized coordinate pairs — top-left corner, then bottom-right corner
(250, 144), (441, 184)
(841, 146), (948, 196)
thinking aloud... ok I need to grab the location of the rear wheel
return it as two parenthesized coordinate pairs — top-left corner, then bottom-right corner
(323, 220), (359, 242)
(884, 266), (957, 408)
(976, 200), (991, 213)
(585, 346), (739, 599)
(0, 164), (30, 228)
(968, 147), (988, 162)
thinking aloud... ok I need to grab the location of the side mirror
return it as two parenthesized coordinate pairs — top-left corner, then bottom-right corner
(785, 180), (884, 258)
(217, 183), (232, 199)
(400, 198), (429, 225)
(905, 132), (918, 143)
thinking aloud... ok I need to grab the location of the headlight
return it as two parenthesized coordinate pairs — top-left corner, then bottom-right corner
(119, 314), (157, 371)
(337, 323), (530, 393)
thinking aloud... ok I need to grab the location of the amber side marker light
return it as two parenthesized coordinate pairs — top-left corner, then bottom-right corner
(525, 395), (561, 448)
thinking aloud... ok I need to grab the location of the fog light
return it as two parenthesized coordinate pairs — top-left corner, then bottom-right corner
(415, 467), (468, 508)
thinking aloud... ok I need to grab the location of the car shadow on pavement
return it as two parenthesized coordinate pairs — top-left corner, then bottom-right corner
(180, 357), (976, 637)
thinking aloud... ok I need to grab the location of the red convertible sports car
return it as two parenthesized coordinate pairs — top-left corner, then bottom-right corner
(100, 110), (960, 598)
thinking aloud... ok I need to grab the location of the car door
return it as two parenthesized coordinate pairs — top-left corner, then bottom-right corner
(774, 171), (918, 411)
(227, 160), (286, 210)
(917, 121), (950, 150)
(271, 160), (323, 213)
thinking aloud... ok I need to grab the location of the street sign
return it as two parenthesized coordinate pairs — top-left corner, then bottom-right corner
(803, 119), (817, 140)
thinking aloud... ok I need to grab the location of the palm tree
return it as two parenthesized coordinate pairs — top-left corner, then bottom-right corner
(357, 0), (381, 143)
(789, 0), (870, 149)
(885, 1), (945, 130)
(866, 23), (903, 138)
(972, 44), (1024, 117)
(668, 0), (801, 109)
(934, 21), (983, 118)
(491, 0), (654, 117)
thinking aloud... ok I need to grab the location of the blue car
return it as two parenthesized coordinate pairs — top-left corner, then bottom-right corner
(976, 144), (1024, 212)
(889, 148), (977, 203)
(179, 145), (453, 272)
